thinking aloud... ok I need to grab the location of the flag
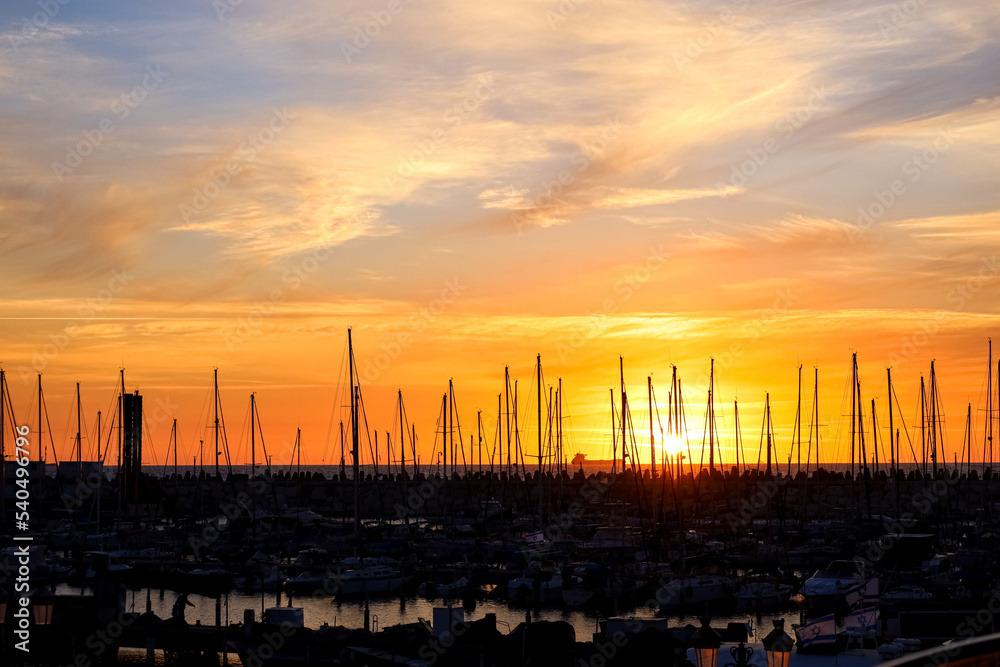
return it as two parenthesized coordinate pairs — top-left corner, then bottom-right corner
(845, 606), (879, 631)
(862, 577), (879, 601)
(798, 613), (837, 648)
(525, 530), (545, 544)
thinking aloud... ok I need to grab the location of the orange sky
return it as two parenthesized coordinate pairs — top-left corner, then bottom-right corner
(1, 1), (999, 471)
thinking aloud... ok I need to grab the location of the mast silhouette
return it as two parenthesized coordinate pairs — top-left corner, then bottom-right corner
(930, 360), (939, 475)
(648, 376), (655, 476)
(348, 328), (360, 537)
(214, 368), (220, 478)
(76, 382), (82, 475)
(795, 365), (802, 474)
(707, 359), (715, 472)
(620, 356), (627, 474)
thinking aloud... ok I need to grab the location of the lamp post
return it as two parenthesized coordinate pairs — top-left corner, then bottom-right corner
(693, 616), (721, 667)
(30, 588), (55, 626)
(724, 642), (755, 667)
(762, 619), (794, 667)
(0, 585), (7, 656)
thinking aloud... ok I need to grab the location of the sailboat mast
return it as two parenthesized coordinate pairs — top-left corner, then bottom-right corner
(172, 419), (178, 478)
(535, 354), (544, 486)
(734, 399), (741, 475)
(920, 376), (927, 477)
(119, 369), (125, 487)
(765, 392), (772, 475)
(988, 339), (993, 474)
(886, 368), (894, 475)
(399, 390), (406, 476)
(498, 391), (503, 476)
(448, 378), (454, 480)
(557, 379), (563, 473)
(814, 368), (820, 472)
(38, 374), (43, 464)
(930, 361), (938, 474)
(214, 368), (219, 478)
(339, 421), (345, 479)
(851, 353), (857, 478)
(348, 328), (360, 536)
(796, 365), (802, 474)
(76, 381), (82, 474)
(547, 386), (553, 475)
(871, 398), (879, 475)
(708, 359), (715, 472)
(251, 392), (256, 476)
(610, 387), (617, 475)
(856, 356), (866, 475)
(504, 366), (511, 477)
(620, 356), (626, 474)
(648, 376), (655, 476)
(958, 403), (972, 475)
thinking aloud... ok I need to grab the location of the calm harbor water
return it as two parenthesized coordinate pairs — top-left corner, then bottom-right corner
(56, 584), (804, 645)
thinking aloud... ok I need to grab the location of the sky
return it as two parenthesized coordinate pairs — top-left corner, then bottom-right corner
(1, 0), (999, 472)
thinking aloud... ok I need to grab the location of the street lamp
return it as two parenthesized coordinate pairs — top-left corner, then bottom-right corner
(693, 616), (721, 667)
(762, 619), (794, 667)
(30, 588), (55, 625)
(724, 642), (754, 666)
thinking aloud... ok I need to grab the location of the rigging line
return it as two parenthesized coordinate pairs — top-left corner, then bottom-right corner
(57, 388), (74, 463)
(890, 374), (918, 466)
(100, 387), (120, 465)
(678, 378), (695, 481)
(234, 397), (253, 468)
(451, 384), (469, 477)
(358, 388), (380, 473)
(322, 339), (351, 465)
(2, 374), (19, 444)
(401, 401), (417, 471)
(431, 394), (444, 471)
(757, 395), (766, 471)
(218, 385), (233, 475)
(255, 398), (270, 470)
(42, 384), (59, 465)
(141, 406), (159, 467)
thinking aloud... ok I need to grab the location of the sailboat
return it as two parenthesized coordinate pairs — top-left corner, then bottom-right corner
(335, 329), (409, 595)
